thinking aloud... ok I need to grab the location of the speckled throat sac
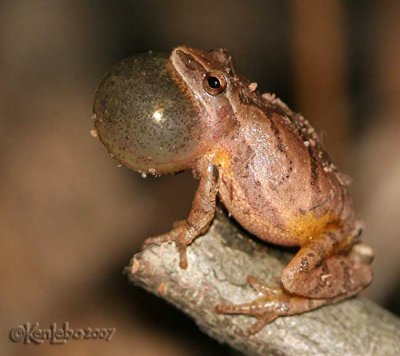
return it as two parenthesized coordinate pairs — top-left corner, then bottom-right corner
(93, 51), (203, 175)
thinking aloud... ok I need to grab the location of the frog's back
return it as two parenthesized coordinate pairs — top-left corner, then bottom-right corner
(217, 99), (355, 247)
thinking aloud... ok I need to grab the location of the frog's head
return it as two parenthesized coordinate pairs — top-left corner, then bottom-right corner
(170, 45), (239, 129)
(93, 47), (237, 175)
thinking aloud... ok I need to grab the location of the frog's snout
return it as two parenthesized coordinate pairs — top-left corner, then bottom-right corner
(93, 51), (202, 175)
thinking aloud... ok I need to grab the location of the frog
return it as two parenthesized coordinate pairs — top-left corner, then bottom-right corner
(92, 45), (374, 334)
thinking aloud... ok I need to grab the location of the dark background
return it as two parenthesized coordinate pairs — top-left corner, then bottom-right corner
(1, 1), (400, 355)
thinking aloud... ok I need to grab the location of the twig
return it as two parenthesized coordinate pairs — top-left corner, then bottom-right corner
(127, 209), (400, 355)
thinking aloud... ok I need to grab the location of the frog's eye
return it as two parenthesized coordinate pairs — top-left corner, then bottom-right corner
(203, 71), (227, 95)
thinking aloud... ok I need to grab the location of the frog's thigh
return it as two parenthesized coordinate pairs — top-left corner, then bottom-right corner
(281, 233), (373, 299)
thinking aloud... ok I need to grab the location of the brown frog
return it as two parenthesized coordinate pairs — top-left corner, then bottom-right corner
(93, 46), (373, 334)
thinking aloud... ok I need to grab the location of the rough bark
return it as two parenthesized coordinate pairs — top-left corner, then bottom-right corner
(127, 209), (400, 355)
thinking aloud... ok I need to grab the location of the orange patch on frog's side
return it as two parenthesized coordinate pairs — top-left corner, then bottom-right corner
(287, 212), (341, 244)
(213, 149), (233, 177)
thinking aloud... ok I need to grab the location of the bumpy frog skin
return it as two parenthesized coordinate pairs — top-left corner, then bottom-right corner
(93, 46), (374, 334)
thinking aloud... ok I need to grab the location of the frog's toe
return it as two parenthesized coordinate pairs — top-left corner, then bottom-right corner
(215, 300), (280, 335)
(142, 233), (174, 249)
(142, 228), (189, 269)
(247, 275), (283, 296)
(216, 298), (288, 317)
(247, 314), (279, 335)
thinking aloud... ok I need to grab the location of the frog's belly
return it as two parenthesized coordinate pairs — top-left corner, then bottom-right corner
(217, 176), (300, 246)
(217, 174), (346, 247)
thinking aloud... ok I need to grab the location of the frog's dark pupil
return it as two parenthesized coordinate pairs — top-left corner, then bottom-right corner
(207, 76), (220, 89)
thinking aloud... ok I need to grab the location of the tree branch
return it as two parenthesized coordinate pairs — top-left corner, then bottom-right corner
(127, 209), (400, 355)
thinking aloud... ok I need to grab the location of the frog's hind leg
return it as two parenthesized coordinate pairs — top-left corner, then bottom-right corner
(280, 231), (374, 299)
(216, 232), (373, 335)
(216, 275), (340, 335)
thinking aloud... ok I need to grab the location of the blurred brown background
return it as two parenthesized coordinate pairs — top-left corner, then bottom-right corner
(1, 1), (399, 355)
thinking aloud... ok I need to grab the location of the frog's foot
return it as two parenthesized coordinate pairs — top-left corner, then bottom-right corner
(142, 223), (193, 269)
(216, 275), (330, 335)
(215, 276), (288, 335)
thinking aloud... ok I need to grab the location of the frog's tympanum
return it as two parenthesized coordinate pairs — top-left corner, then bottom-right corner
(93, 46), (373, 334)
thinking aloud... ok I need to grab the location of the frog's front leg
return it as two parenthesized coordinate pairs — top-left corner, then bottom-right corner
(142, 156), (219, 269)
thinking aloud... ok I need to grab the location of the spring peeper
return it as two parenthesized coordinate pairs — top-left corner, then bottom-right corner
(92, 46), (373, 334)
